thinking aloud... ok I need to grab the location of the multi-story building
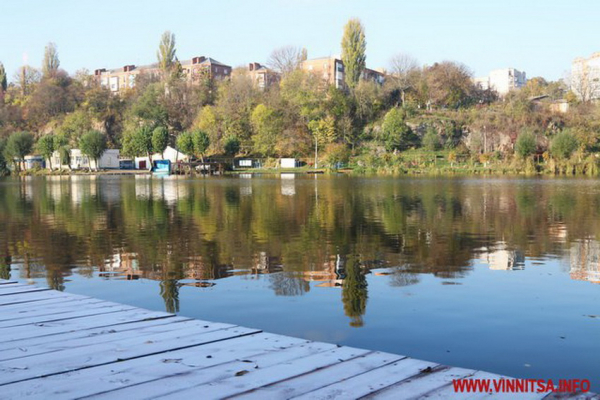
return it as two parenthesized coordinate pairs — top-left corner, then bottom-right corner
(474, 68), (527, 96)
(571, 52), (600, 101)
(247, 62), (280, 89)
(301, 57), (385, 89)
(95, 56), (232, 93)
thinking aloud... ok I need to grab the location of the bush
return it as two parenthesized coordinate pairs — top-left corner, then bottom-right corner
(323, 143), (350, 168)
(515, 131), (537, 159)
(550, 131), (578, 160)
(223, 135), (241, 156)
(422, 127), (440, 151)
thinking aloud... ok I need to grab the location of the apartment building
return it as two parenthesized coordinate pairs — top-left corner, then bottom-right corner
(95, 56), (232, 93)
(571, 52), (600, 101)
(247, 62), (280, 89)
(474, 68), (527, 96)
(301, 57), (385, 89)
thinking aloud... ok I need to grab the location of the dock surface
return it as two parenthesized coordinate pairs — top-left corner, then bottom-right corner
(0, 279), (595, 399)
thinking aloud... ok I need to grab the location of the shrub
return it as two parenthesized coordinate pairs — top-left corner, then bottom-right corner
(550, 131), (578, 160)
(515, 131), (537, 159)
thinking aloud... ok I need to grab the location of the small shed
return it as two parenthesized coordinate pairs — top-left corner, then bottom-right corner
(280, 158), (298, 169)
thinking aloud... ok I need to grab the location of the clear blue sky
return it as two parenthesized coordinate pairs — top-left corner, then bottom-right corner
(1, 0), (597, 82)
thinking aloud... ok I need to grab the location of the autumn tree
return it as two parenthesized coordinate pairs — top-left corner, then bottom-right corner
(267, 46), (307, 76)
(250, 104), (281, 156)
(424, 62), (475, 109)
(341, 18), (366, 90)
(13, 65), (41, 97)
(388, 53), (419, 106)
(308, 116), (336, 168)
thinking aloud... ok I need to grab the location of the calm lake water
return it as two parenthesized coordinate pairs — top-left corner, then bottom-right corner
(1, 174), (599, 389)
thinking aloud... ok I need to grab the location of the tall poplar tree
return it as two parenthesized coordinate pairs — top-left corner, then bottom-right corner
(42, 42), (60, 78)
(0, 62), (7, 92)
(157, 31), (177, 77)
(341, 19), (366, 90)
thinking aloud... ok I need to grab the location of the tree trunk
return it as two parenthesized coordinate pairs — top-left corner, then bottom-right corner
(147, 152), (153, 171)
(314, 139), (318, 169)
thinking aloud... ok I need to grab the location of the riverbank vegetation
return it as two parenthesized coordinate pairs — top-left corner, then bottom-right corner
(1, 21), (599, 177)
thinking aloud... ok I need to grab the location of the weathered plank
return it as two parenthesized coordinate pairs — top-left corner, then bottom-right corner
(0, 317), (223, 362)
(0, 298), (108, 323)
(0, 303), (138, 328)
(0, 290), (78, 306)
(1, 332), (318, 399)
(230, 351), (407, 399)
(0, 286), (50, 296)
(147, 346), (372, 399)
(292, 358), (439, 400)
(0, 315), (190, 355)
(0, 307), (174, 343)
(0, 324), (259, 385)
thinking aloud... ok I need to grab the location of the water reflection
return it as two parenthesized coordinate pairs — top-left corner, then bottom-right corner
(2, 176), (600, 327)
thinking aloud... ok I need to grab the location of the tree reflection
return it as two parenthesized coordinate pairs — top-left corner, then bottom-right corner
(2, 176), (600, 324)
(160, 279), (180, 314)
(342, 256), (368, 327)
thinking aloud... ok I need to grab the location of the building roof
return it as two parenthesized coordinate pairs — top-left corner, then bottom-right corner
(100, 57), (231, 75)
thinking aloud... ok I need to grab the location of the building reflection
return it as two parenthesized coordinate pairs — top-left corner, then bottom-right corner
(570, 239), (600, 284)
(476, 242), (525, 271)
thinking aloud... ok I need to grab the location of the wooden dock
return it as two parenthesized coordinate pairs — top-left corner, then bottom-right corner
(0, 279), (595, 399)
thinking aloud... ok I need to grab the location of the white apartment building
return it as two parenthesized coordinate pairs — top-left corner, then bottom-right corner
(474, 68), (527, 96)
(571, 52), (600, 101)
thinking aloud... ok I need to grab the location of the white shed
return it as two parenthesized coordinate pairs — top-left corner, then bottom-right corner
(134, 146), (189, 170)
(280, 158), (298, 169)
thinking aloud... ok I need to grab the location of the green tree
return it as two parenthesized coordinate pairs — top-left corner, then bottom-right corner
(131, 83), (168, 128)
(0, 62), (7, 92)
(341, 18), (366, 90)
(122, 126), (154, 169)
(157, 31), (176, 77)
(152, 126), (169, 159)
(192, 130), (210, 163)
(53, 134), (69, 164)
(79, 130), (107, 171)
(176, 131), (194, 158)
(57, 110), (93, 145)
(223, 135), (240, 156)
(515, 130), (537, 159)
(422, 127), (440, 151)
(4, 131), (34, 172)
(550, 131), (578, 160)
(42, 42), (60, 78)
(250, 104), (281, 157)
(36, 135), (56, 169)
(380, 108), (413, 151)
